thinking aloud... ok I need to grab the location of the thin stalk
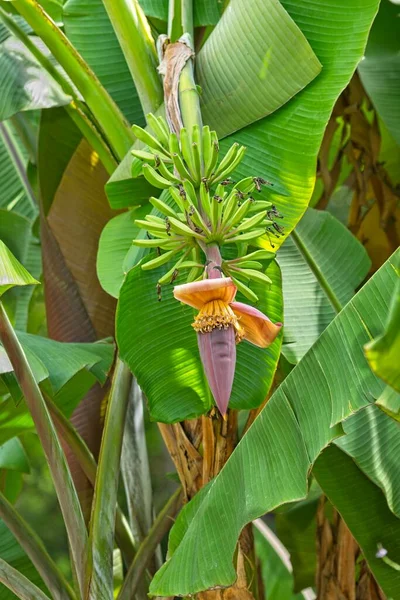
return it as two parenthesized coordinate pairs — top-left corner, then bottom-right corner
(0, 492), (77, 600)
(0, 6), (118, 173)
(85, 359), (132, 599)
(0, 558), (51, 600)
(11, 0), (134, 160)
(0, 121), (37, 210)
(291, 229), (343, 313)
(45, 395), (136, 565)
(117, 487), (183, 600)
(0, 303), (88, 597)
(168, 0), (193, 42)
(10, 113), (37, 164)
(179, 61), (203, 135)
(169, 0), (202, 134)
(101, 0), (163, 115)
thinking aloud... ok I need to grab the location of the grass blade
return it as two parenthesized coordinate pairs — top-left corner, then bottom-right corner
(0, 302), (88, 596)
(85, 358), (132, 599)
(0, 558), (52, 600)
(0, 491), (77, 600)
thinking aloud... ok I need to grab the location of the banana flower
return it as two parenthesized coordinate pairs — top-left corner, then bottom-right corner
(174, 278), (282, 416)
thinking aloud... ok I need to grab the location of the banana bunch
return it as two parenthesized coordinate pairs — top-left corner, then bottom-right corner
(131, 114), (284, 300)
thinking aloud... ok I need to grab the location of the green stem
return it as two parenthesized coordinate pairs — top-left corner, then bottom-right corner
(0, 121), (37, 211)
(0, 303), (88, 597)
(117, 487), (183, 600)
(0, 492), (77, 600)
(179, 60), (203, 135)
(291, 229), (343, 314)
(45, 395), (136, 565)
(85, 358), (132, 599)
(0, 558), (51, 600)
(168, 0), (193, 42)
(102, 0), (163, 116)
(0, 7), (118, 173)
(11, 0), (134, 160)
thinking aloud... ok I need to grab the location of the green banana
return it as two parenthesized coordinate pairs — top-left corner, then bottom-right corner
(235, 177), (256, 194)
(230, 275), (259, 303)
(142, 246), (184, 271)
(149, 196), (179, 219)
(234, 249), (275, 262)
(234, 268), (272, 286)
(247, 200), (273, 214)
(180, 128), (197, 179)
(157, 159), (181, 184)
(225, 197), (253, 230)
(205, 137), (219, 178)
(168, 216), (205, 240)
(142, 164), (173, 189)
(187, 204), (210, 234)
(169, 186), (187, 212)
(202, 125), (211, 171)
(225, 228), (266, 244)
(172, 152), (194, 182)
(132, 125), (166, 154)
(199, 181), (212, 218)
(231, 210), (268, 234)
(146, 113), (169, 148)
(212, 146), (246, 184)
(132, 237), (183, 248)
(192, 142), (202, 183)
(183, 180), (198, 207)
(211, 142), (239, 180)
(169, 132), (181, 156)
(131, 149), (158, 163)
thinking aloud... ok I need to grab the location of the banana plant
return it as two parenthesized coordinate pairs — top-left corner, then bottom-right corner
(1, 0), (399, 599)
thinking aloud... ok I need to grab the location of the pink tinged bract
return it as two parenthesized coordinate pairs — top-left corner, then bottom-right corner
(231, 302), (283, 348)
(197, 327), (236, 417)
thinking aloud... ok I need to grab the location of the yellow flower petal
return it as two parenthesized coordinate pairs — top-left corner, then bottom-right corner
(231, 301), (282, 348)
(174, 278), (237, 309)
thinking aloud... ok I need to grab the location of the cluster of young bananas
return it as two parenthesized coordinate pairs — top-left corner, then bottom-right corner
(131, 114), (284, 301)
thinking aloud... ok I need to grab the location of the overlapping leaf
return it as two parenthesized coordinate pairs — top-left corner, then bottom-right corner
(277, 208), (370, 363)
(358, 0), (400, 145)
(0, 35), (70, 121)
(63, 0), (144, 125)
(149, 250), (398, 596)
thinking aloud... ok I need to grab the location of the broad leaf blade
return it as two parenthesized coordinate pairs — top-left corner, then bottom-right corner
(277, 208), (370, 363)
(358, 0), (400, 145)
(336, 405), (400, 518)
(63, 0), (144, 124)
(0, 35), (71, 121)
(149, 250), (398, 596)
(197, 0), (321, 137)
(364, 272), (400, 393)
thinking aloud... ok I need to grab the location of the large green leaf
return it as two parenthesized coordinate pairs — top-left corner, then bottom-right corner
(63, 0), (144, 124)
(277, 208), (370, 363)
(0, 523), (48, 600)
(149, 250), (398, 596)
(108, 0), (379, 252)
(96, 206), (150, 299)
(365, 272), (400, 393)
(196, 0), (321, 137)
(358, 0), (400, 146)
(336, 405), (400, 518)
(0, 35), (71, 121)
(313, 445), (400, 600)
(117, 257), (282, 422)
